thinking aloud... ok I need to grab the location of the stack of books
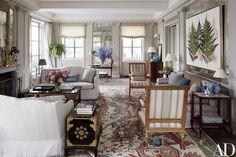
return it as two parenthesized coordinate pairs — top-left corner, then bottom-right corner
(76, 102), (96, 115)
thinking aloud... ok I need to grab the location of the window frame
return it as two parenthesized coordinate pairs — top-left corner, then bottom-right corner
(122, 37), (144, 62)
(62, 37), (85, 58)
(30, 19), (44, 76)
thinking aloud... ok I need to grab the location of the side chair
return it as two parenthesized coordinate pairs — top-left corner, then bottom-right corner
(128, 62), (148, 96)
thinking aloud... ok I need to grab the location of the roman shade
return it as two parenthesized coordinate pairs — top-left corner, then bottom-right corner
(121, 25), (145, 38)
(60, 25), (85, 37)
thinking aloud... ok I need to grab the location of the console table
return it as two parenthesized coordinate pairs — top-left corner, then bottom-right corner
(191, 92), (232, 137)
(91, 64), (112, 81)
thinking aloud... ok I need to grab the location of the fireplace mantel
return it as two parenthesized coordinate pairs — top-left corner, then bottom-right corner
(0, 66), (18, 97)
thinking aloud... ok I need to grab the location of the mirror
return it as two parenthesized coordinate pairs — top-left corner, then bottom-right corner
(0, 3), (13, 47)
(0, 10), (7, 46)
(92, 23), (113, 65)
(93, 23), (112, 50)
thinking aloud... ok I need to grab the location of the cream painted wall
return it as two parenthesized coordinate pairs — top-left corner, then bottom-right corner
(157, 0), (236, 135)
(228, 0), (236, 135)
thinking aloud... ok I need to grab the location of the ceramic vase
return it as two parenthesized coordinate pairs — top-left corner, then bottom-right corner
(211, 82), (221, 95)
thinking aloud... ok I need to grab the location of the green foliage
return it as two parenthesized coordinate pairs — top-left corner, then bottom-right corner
(187, 17), (218, 63)
(187, 23), (198, 60)
(163, 66), (173, 73)
(201, 17), (218, 59)
(48, 43), (66, 57)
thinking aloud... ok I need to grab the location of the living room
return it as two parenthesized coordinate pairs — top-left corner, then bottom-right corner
(0, 0), (236, 156)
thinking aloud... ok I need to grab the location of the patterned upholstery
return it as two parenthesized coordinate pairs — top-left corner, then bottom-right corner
(129, 63), (147, 96)
(139, 85), (189, 149)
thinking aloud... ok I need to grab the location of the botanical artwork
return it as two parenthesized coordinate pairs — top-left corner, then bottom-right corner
(186, 6), (222, 70)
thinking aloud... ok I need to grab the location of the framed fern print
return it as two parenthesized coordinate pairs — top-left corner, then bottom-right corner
(186, 6), (223, 70)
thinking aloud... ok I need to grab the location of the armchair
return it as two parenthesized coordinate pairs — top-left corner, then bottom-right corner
(129, 62), (148, 96)
(138, 85), (189, 149)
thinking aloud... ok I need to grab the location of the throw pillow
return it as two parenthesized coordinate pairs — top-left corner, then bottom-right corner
(169, 73), (190, 86)
(67, 74), (80, 82)
(81, 68), (96, 83)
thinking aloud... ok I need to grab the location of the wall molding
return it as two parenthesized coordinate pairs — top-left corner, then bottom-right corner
(156, 0), (197, 22)
(4, 0), (39, 11)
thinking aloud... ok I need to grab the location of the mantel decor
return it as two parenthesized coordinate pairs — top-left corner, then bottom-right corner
(186, 6), (223, 71)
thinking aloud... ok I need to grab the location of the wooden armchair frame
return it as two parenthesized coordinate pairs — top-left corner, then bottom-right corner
(140, 85), (189, 149)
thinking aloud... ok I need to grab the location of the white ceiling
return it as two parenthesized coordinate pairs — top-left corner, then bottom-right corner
(35, 0), (172, 23)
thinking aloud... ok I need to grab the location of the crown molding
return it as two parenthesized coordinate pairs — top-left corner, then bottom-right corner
(156, 0), (197, 21)
(4, 0), (39, 11)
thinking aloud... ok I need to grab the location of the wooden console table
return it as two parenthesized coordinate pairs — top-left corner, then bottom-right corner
(191, 92), (232, 137)
(91, 64), (112, 79)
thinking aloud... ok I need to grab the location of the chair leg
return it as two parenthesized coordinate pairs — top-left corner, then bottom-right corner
(145, 132), (148, 149)
(180, 132), (185, 150)
(129, 87), (131, 96)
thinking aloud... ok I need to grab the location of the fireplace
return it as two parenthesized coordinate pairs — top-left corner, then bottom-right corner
(0, 67), (17, 97)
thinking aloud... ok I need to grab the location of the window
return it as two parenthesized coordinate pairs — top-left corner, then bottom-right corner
(30, 19), (44, 76)
(62, 37), (84, 58)
(60, 25), (85, 59)
(122, 37), (144, 61)
(121, 25), (145, 61)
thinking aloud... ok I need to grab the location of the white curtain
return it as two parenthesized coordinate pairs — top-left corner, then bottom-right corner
(121, 25), (145, 38)
(44, 22), (52, 68)
(60, 25), (85, 37)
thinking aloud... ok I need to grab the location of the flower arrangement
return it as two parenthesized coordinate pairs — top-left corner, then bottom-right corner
(95, 46), (112, 64)
(47, 69), (70, 90)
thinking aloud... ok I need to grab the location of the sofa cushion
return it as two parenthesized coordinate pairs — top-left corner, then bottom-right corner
(169, 72), (190, 86)
(81, 68), (96, 83)
(67, 74), (80, 82)
(62, 82), (94, 90)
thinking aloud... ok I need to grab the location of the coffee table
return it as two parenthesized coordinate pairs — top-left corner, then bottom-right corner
(27, 86), (82, 107)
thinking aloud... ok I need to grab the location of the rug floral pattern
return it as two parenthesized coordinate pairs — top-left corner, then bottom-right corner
(96, 86), (219, 157)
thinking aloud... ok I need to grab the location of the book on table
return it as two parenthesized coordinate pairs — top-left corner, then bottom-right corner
(76, 102), (96, 115)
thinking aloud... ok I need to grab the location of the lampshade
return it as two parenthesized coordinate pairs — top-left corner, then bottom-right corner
(38, 59), (47, 66)
(147, 47), (157, 53)
(213, 68), (227, 79)
(165, 53), (177, 62)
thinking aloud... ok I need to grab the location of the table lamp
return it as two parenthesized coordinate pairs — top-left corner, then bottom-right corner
(165, 53), (177, 69)
(38, 59), (47, 70)
(212, 68), (227, 95)
(147, 47), (157, 60)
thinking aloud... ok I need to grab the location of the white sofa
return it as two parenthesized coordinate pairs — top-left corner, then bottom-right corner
(0, 95), (74, 157)
(40, 66), (100, 100)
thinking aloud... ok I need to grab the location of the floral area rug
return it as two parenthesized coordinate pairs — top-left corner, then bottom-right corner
(96, 86), (219, 157)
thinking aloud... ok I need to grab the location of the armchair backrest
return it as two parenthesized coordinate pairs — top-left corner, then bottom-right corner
(145, 85), (189, 129)
(129, 62), (146, 75)
(129, 63), (146, 81)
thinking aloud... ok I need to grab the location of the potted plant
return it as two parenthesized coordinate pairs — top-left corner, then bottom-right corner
(163, 65), (173, 74)
(48, 43), (66, 67)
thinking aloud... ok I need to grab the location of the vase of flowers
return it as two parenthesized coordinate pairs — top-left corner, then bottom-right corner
(47, 69), (69, 91)
(96, 46), (112, 65)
